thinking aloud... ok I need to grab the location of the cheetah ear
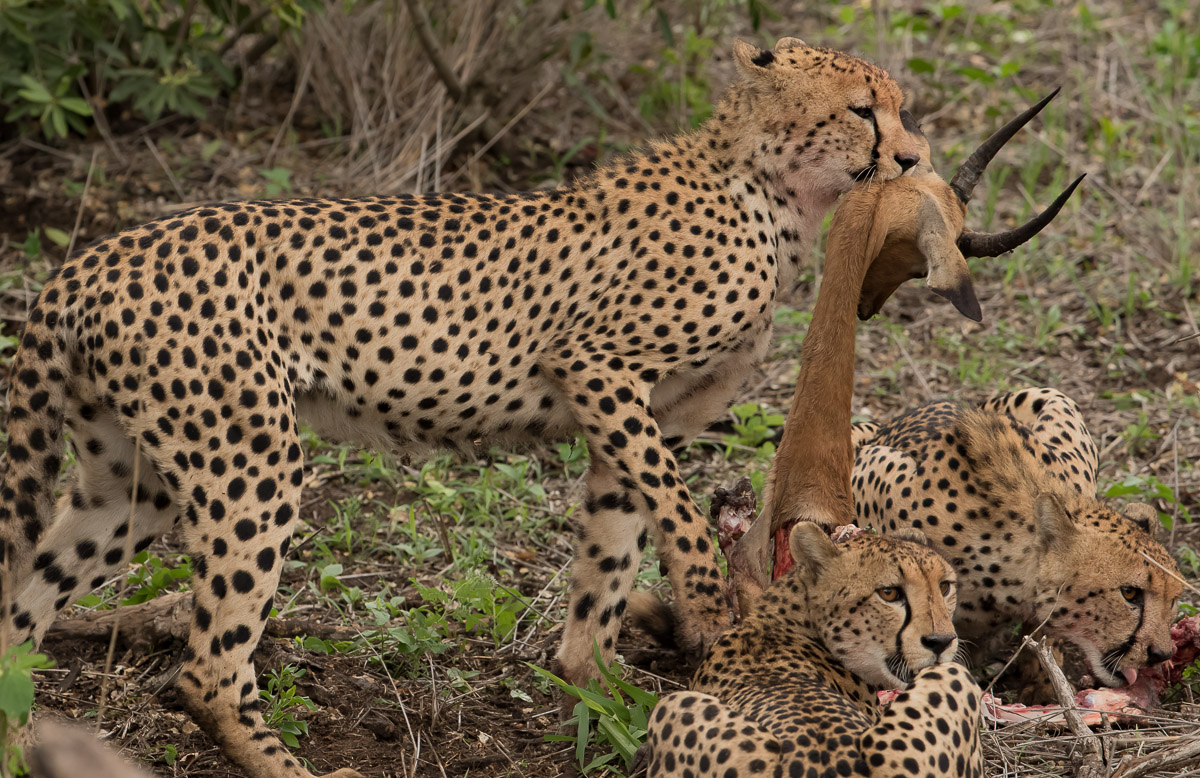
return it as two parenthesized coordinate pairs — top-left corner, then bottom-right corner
(773, 37), (807, 52)
(1033, 492), (1077, 552)
(891, 528), (930, 546)
(1121, 502), (1158, 534)
(788, 521), (840, 577)
(733, 39), (779, 77)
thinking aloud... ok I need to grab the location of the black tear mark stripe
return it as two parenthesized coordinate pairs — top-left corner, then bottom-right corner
(895, 585), (912, 660)
(868, 110), (881, 162)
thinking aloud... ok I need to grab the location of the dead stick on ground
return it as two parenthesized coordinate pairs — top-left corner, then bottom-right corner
(1024, 636), (1109, 778)
(48, 591), (361, 644)
(1111, 734), (1200, 778)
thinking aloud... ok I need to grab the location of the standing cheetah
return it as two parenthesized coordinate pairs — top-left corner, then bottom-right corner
(0, 38), (925, 777)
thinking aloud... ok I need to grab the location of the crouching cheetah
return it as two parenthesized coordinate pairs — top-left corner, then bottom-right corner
(641, 524), (984, 778)
(852, 387), (1183, 692)
(0, 37), (926, 778)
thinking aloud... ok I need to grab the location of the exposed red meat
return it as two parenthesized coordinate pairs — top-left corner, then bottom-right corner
(887, 616), (1200, 728)
(713, 477), (757, 561)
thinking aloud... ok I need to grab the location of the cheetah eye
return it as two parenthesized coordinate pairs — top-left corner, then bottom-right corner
(939, 581), (952, 597)
(849, 106), (873, 120)
(1119, 586), (1142, 603)
(877, 586), (903, 603)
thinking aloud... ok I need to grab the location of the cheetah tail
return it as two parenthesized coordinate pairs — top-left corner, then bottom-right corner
(0, 313), (71, 599)
(627, 591), (678, 649)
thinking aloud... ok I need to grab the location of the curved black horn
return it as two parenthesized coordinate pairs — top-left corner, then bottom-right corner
(958, 174), (1085, 258)
(950, 87), (1061, 205)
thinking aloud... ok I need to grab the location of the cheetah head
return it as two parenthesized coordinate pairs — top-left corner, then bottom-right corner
(1032, 494), (1183, 687)
(787, 523), (960, 688)
(727, 37), (922, 202)
(855, 90), (1085, 323)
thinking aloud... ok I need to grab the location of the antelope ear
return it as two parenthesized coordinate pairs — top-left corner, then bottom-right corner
(788, 522), (840, 578)
(1121, 502), (1158, 534)
(891, 528), (930, 546)
(1034, 493), (1077, 552)
(916, 195), (982, 322)
(774, 37), (807, 51)
(733, 39), (779, 77)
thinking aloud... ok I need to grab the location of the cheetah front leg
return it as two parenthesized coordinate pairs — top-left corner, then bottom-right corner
(860, 663), (984, 778)
(643, 691), (781, 777)
(552, 365), (728, 684)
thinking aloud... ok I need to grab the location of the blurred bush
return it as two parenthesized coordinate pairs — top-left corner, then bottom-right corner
(0, 0), (325, 139)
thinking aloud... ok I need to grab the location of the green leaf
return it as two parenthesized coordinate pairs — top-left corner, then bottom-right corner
(18, 75), (52, 103)
(44, 227), (70, 246)
(0, 668), (36, 726)
(573, 698), (590, 766)
(907, 57), (936, 74)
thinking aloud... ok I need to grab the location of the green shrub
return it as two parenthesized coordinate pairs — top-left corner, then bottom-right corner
(0, 0), (317, 140)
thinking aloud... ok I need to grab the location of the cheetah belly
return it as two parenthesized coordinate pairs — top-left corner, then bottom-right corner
(294, 367), (577, 459)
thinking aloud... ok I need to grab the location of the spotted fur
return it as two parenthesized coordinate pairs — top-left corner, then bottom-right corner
(852, 387), (1183, 690)
(0, 38), (926, 778)
(643, 525), (983, 778)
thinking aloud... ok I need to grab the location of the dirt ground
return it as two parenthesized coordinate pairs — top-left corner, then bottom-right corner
(1, 1), (1198, 776)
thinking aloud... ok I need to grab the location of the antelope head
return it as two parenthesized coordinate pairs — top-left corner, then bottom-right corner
(856, 88), (1085, 322)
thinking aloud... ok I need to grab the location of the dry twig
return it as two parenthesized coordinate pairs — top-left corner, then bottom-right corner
(1024, 636), (1109, 778)
(400, 0), (465, 101)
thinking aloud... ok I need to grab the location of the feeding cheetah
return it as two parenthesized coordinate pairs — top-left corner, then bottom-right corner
(641, 525), (984, 778)
(0, 38), (933, 777)
(852, 387), (1183, 694)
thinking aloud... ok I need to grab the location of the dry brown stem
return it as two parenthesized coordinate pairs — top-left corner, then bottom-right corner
(1024, 636), (1110, 778)
(400, 0), (466, 101)
(47, 591), (361, 646)
(1111, 734), (1200, 778)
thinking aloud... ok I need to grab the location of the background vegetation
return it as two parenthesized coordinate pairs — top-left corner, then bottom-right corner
(0, 0), (1197, 775)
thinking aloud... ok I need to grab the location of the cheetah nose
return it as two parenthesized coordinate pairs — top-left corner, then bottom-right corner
(1147, 645), (1175, 665)
(894, 152), (920, 172)
(920, 633), (956, 655)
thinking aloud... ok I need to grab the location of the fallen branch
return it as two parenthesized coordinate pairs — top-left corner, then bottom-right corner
(47, 592), (361, 647)
(1024, 636), (1109, 778)
(401, 0), (466, 101)
(1111, 734), (1200, 778)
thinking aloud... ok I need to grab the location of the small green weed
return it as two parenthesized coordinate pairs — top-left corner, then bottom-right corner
(1104, 474), (1193, 529)
(260, 666), (318, 748)
(120, 551), (192, 606)
(533, 646), (658, 774)
(260, 168), (294, 197)
(0, 641), (55, 777)
(721, 402), (784, 460)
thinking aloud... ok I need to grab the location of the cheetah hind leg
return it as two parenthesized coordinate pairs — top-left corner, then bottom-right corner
(859, 663), (984, 778)
(3, 403), (178, 646)
(117, 386), (360, 778)
(977, 387), (1098, 492)
(851, 421), (881, 455)
(644, 691), (781, 777)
